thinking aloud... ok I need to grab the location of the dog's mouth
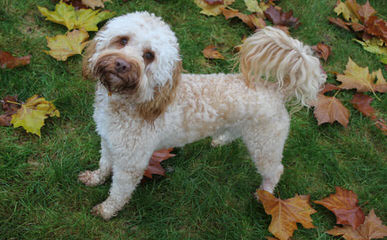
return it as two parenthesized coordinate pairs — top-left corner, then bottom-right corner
(94, 54), (141, 94)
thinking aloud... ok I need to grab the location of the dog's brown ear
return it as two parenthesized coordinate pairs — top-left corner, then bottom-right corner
(82, 40), (97, 80)
(137, 60), (182, 122)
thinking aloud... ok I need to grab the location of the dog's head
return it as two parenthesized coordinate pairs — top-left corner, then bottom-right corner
(84, 12), (181, 105)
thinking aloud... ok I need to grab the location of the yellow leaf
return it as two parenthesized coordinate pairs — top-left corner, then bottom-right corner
(38, 1), (114, 31)
(354, 39), (387, 64)
(82, 0), (111, 9)
(11, 95), (60, 137)
(44, 30), (89, 61)
(244, 0), (263, 15)
(334, 0), (359, 23)
(194, 0), (235, 16)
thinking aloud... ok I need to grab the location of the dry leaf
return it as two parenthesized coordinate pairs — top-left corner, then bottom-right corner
(315, 186), (365, 229)
(38, 1), (114, 31)
(351, 93), (387, 135)
(144, 148), (175, 179)
(312, 43), (332, 61)
(204, 0), (224, 5)
(81, 0), (111, 9)
(194, 0), (234, 16)
(221, 7), (256, 29)
(312, 84), (350, 128)
(11, 95), (60, 137)
(334, 0), (359, 23)
(244, 0), (263, 16)
(357, 0), (376, 22)
(0, 51), (31, 69)
(264, 5), (300, 28)
(364, 16), (387, 44)
(337, 58), (387, 93)
(45, 30), (89, 61)
(203, 45), (224, 59)
(326, 210), (387, 240)
(257, 190), (316, 240)
(0, 96), (20, 126)
(328, 17), (351, 31)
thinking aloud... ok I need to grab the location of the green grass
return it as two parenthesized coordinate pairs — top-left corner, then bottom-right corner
(1, 0), (386, 239)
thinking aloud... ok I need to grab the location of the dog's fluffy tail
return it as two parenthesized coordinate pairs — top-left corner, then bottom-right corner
(239, 27), (326, 107)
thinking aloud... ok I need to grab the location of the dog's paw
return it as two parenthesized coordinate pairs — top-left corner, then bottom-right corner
(91, 203), (116, 220)
(78, 170), (102, 186)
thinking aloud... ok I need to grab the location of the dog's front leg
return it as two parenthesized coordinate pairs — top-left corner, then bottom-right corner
(91, 146), (153, 220)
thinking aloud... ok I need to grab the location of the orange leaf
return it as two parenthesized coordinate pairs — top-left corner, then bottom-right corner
(0, 51), (31, 69)
(312, 43), (332, 61)
(264, 5), (300, 28)
(312, 84), (350, 128)
(257, 190), (316, 240)
(143, 148), (175, 179)
(357, 0), (376, 22)
(202, 45), (224, 59)
(326, 210), (387, 240)
(315, 187), (365, 229)
(328, 17), (351, 31)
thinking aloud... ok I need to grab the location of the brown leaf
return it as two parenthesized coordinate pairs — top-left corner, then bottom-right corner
(143, 148), (175, 179)
(357, 0), (376, 23)
(221, 7), (255, 29)
(312, 43), (332, 61)
(351, 93), (387, 135)
(364, 16), (387, 43)
(203, 45), (225, 59)
(274, 25), (290, 35)
(337, 58), (387, 93)
(326, 210), (387, 240)
(257, 190), (316, 240)
(194, 0), (234, 16)
(312, 85), (350, 128)
(0, 51), (31, 69)
(0, 96), (20, 127)
(81, 0), (111, 9)
(315, 186), (365, 229)
(349, 22), (365, 32)
(264, 5), (300, 28)
(328, 17), (351, 31)
(204, 0), (223, 5)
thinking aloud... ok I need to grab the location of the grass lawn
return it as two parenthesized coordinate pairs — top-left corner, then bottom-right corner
(1, 0), (386, 239)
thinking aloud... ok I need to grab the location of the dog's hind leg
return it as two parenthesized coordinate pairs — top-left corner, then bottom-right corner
(79, 138), (113, 186)
(242, 112), (289, 194)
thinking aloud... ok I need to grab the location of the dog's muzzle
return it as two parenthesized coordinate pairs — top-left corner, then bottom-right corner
(94, 54), (141, 94)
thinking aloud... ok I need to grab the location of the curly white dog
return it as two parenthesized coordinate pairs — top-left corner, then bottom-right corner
(79, 11), (326, 220)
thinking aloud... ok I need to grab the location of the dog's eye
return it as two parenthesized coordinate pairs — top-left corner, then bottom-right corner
(119, 37), (129, 46)
(143, 51), (155, 62)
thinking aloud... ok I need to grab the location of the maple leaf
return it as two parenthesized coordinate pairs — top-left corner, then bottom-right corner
(357, 0), (376, 22)
(81, 0), (111, 9)
(0, 96), (20, 127)
(143, 148), (175, 179)
(337, 58), (387, 93)
(203, 45), (225, 59)
(0, 51), (31, 69)
(364, 16), (387, 44)
(315, 186), (365, 229)
(328, 17), (351, 31)
(312, 84), (350, 128)
(45, 30), (89, 61)
(257, 190), (316, 240)
(326, 210), (387, 240)
(194, 0), (234, 16)
(351, 93), (387, 135)
(334, 0), (359, 23)
(312, 43), (332, 61)
(221, 7), (264, 30)
(11, 95), (60, 137)
(244, 0), (264, 16)
(264, 5), (300, 28)
(38, 1), (114, 31)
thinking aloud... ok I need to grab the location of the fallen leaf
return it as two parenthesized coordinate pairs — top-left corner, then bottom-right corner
(259, 0), (278, 12)
(315, 186), (365, 229)
(264, 5), (300, 28)
(0, 51), (31, 69)
(11, 95), (60, 137)
(364, 16), (387, 43)
(244, 0), (264, 16)
(61, 0), (88, 9)
(144, 148), (175, 179)
(328, 17), (351, 31)
(257, 190), (316, 240)
(337, 58), (387, 93)
(349, 22), (365, 32)
(38, 1), (114, 31)
(326, 210), (387, 240)
(221, 7), (257, 29)
(203, 45), (224, 59)
(0, 96), (20, 127)
(194, 0), (234, 16)
(81, 0), (111, 9)
(45, 29), (89, 61)
(312, 43), (332, 61)
(334, 0), (359, 23)
(312, 84), (350, 128)
(204, 0), (224, 5)
(351, 93), (387, 135)
(357, 0), (376, 22)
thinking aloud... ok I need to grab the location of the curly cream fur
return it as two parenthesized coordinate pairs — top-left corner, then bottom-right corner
(78, 12), (326, 220)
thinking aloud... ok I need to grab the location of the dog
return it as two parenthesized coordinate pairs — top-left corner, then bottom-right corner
(78, 11), (326, 220)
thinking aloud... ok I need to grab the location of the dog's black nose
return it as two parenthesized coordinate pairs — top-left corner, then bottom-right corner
(115, 58), (131, 73)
